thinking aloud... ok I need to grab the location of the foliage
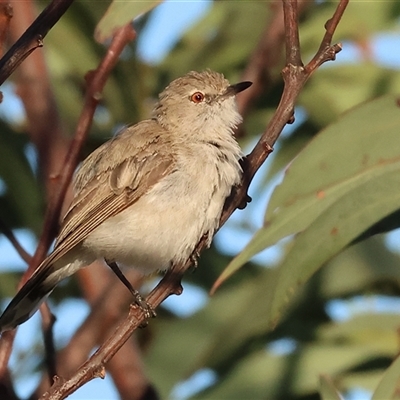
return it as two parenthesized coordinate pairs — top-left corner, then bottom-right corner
(2, 0), (400, 399)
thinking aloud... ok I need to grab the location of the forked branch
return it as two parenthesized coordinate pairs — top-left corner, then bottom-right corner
(41, 0), (349, 398)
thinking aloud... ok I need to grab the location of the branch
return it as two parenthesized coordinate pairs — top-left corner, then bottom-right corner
(0, 9), (136, 391)
(11, 0), (70, 191)
(42, 1), (349, 397)
(283, 0), (302, 67)
(0, 2), (12, 58)
(33, 268), (156, 399)
(0, 0), (75, 85)
(0, 0), (75, 382)
(236, 1), (310, 134)
(0, 217), (31, 265)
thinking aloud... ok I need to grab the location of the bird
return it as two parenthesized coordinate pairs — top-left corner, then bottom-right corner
(0, 70), (252, 333)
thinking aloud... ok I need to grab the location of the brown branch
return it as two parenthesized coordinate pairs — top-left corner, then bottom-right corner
(0, 2), (12, 58)
(283, 0), (302, 67)
(33, 268), (156, 399)
(5, 0), (73, 384)
(41, 1), (348, 397)
(39, 1), (349, 397)
(0, 11), (136, 393)
(0, 0), (75, 85)
(0, 0), (75, 382)
(0, 368), (18, 400)
(79, 267), (157, 400)
(236, 0), (310, 135)
(26, 22), (135, 394)
(41, 272), (182, 399)
(307, 0), (348, 73)
(41, 313), (57, 387)
(0, 217), (31, 264)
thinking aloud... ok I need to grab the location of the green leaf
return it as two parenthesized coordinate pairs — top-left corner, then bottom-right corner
(319, 375), (344, 400)
(372, 355), (400, 400)
(214, 94), (400, 290)
(319, 237), (400, 298)
(160, 1), (268, 78)
(95, 0), (162, 43)
(269, 166), (400, 327)
(0, 121), (43, 232)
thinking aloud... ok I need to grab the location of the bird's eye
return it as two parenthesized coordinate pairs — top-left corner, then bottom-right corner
(190, 92), (205, 103)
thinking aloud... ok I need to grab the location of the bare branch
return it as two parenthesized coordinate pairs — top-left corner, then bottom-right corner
(306, 0), (348, 73)
(236, 0), (310, 135)
(43, 2), (347, 396)
(0, 217), (31, 264)
(33, 268), (156, 399)
(283, 0), (302, 67)
(40, 1), (349, 397)
(0, 9), (136, 392)
(0, 2), (12, 58)
(0, 0), (74, 85)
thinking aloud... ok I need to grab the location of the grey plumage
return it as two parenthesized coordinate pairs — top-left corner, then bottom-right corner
(0, 70), (251, 333)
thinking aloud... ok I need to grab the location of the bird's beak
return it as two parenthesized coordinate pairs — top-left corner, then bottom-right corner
(223, 81), (252, 97)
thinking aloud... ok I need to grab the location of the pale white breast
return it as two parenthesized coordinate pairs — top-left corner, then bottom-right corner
(83, 137), (242, 274)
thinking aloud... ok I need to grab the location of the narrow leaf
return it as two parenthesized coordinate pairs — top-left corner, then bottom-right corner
(213, 95), (400, 291)
(95, 1), (162, 43)
(372, 355), (400, 400)
(269, 167), (400, 327)
(319, 375), (344, 400)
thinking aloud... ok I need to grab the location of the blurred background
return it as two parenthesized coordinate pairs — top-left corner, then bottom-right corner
(2, 1), (400, 399)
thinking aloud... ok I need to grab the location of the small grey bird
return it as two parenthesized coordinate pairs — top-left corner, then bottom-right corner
(0, 70), (251, 332)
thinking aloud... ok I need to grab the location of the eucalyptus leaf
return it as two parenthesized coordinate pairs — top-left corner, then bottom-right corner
(95, 0), (162, 43)
(372, 355), (400, 400)
(319, 375), (344, 400)
(215, 95), (400, 289)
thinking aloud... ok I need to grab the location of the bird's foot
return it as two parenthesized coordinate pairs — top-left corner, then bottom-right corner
(105, 259), (156, 324)
(132, 291), (156, 327)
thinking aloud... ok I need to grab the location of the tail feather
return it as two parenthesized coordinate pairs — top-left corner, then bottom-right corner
(0, 267), (55, 333)
(0, 255), (88, 333)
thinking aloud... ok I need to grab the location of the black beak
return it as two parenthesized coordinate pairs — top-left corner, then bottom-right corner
(224, 81), (252, 97)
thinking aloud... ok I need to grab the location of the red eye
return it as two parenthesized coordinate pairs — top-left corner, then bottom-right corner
(190, 92), (205, 103)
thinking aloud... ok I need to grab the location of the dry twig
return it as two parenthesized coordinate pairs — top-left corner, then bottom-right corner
(0, 2), (12, 58)
(41, 0), (349, 398)
(0, 0), (74, 85)
(0, 218), (31, 265)
(236, 0), (310, 119)
(0, 2), (138, 394)
(0, 0), (75, 382)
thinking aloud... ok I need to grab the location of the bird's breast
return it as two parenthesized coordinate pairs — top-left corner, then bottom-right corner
(83, 142), (242, 274)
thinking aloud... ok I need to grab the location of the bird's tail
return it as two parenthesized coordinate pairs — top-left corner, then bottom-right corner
(0, 266), (55, 333)
(0, 256), (87, 333)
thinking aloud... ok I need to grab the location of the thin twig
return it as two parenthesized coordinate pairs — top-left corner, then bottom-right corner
(0, 8), (135, 390)
(0, 2), (12, 58)
(34, 269), (154, 399)
(306, 0), (348, 73)
(0, 0), (74, 386)
(237, 0), (309, 117)
(40, 1), (350, 397)
(0, 217), (31, 264)
(42, 313), (57, 386)
(0, 0), (75, 85)
(9, 0), (72, 381)
(283, 0), (302, 67)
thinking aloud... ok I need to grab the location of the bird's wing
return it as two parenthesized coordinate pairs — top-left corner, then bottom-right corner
(44, 120), (177, 270)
